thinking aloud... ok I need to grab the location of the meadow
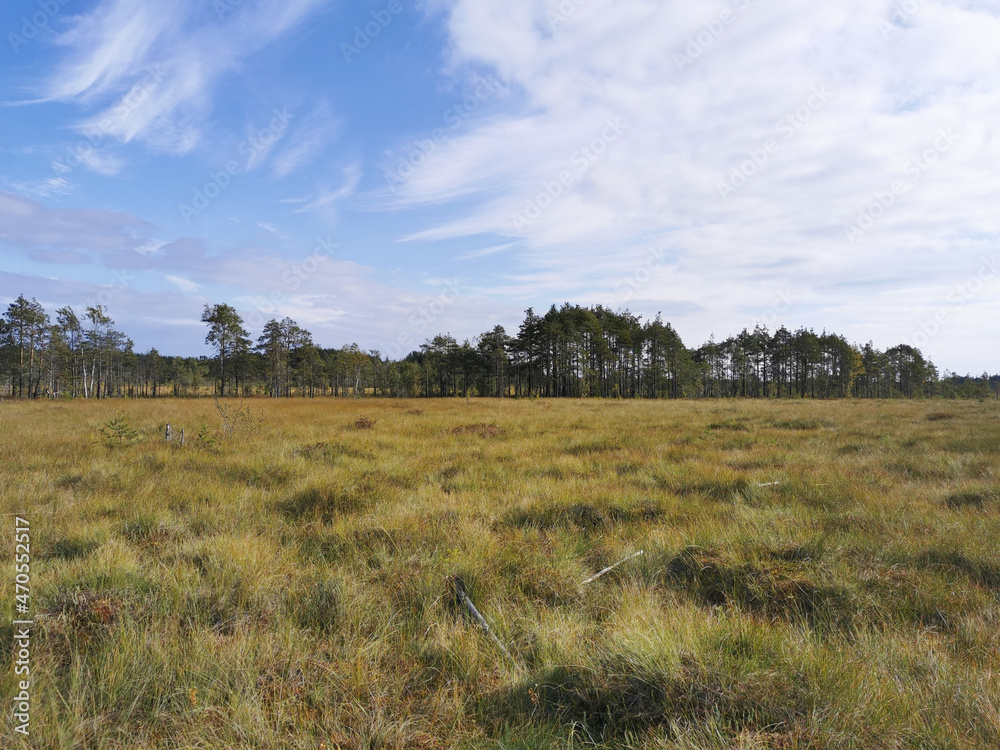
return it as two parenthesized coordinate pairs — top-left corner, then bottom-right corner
(1, 397), (999, 749)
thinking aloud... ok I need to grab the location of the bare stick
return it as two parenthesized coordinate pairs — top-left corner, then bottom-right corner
(213, 396), (232, 435)
(582, 550), (644, 585)
(451, 577), (515, 663)
(756, 481), (781, 487)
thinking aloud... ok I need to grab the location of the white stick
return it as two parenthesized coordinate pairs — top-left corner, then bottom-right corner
(582, 550), (644, 585)
(452, 577), (515, 663)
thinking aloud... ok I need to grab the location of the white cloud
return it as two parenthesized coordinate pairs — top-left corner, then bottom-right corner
(387, 0), (1000, 371)
(136, 239), (167, 255)
(75, 149), (126, 176)
(454, 242), (518, 260)
(287, 163), (363, 216)
(165, 274), (200, 293)
(6, 176), (74, 199)
(270, 102), (342, 179)
(42, 0), (332, 153)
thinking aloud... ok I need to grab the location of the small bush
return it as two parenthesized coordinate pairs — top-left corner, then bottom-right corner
(215, 400), (263, 438)
(927, 412), (957, 421)
(354, 415), (377, 430)
(195, 422), (217, 446)
(99, 412), (142, 446)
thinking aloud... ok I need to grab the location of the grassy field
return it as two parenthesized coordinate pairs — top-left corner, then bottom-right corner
(1, 397), (999, 749)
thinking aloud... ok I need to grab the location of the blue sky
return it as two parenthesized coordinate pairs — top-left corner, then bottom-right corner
(1, 0), (998, 373)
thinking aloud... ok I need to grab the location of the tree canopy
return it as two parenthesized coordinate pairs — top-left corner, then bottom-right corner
(1, 295), (995, 400)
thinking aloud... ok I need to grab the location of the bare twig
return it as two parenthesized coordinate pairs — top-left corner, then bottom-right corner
(581, 550), (644, 585)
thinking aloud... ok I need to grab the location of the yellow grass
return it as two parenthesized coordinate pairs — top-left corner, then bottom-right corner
(1, 397), (998, 748)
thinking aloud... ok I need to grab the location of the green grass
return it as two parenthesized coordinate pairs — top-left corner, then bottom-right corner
(1, 397), (998, 748)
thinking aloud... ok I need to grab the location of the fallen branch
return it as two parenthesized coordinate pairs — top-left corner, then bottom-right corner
(451, 576), (515, 663)
(756, 482), (781, 487)
(581, 550), (644, 585)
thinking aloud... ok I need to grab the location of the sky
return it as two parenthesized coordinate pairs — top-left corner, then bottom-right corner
(1, 0), (998, 374)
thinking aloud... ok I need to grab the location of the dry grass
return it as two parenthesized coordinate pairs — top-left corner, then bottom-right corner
(1, 397), (998, 748)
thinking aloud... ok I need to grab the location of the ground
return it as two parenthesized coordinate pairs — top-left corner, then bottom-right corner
(1, 397), (998, 749)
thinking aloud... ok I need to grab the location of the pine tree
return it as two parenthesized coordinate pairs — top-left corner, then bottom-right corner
(201, 304), (250, 396)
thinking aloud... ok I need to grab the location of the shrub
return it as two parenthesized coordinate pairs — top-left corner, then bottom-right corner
(99, 412), (142, 446)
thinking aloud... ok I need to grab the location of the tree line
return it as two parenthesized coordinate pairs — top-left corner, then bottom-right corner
(2, 295), (997, 400)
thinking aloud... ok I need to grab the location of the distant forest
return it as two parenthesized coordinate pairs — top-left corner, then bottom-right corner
(2, 294), (997, 400)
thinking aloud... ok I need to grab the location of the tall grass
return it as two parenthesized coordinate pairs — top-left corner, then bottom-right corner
(1, 397), (998, 748)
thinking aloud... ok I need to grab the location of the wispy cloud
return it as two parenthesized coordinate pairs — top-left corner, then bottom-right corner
(41, 0), (332, 153)
(73, 149), (126, 176)
(270, 102), (342, 179)
(454, 241), (518, 261)
(6, 176), (74, 199)
(287, 163), (363, 216)
(165, 274), (200, 293)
